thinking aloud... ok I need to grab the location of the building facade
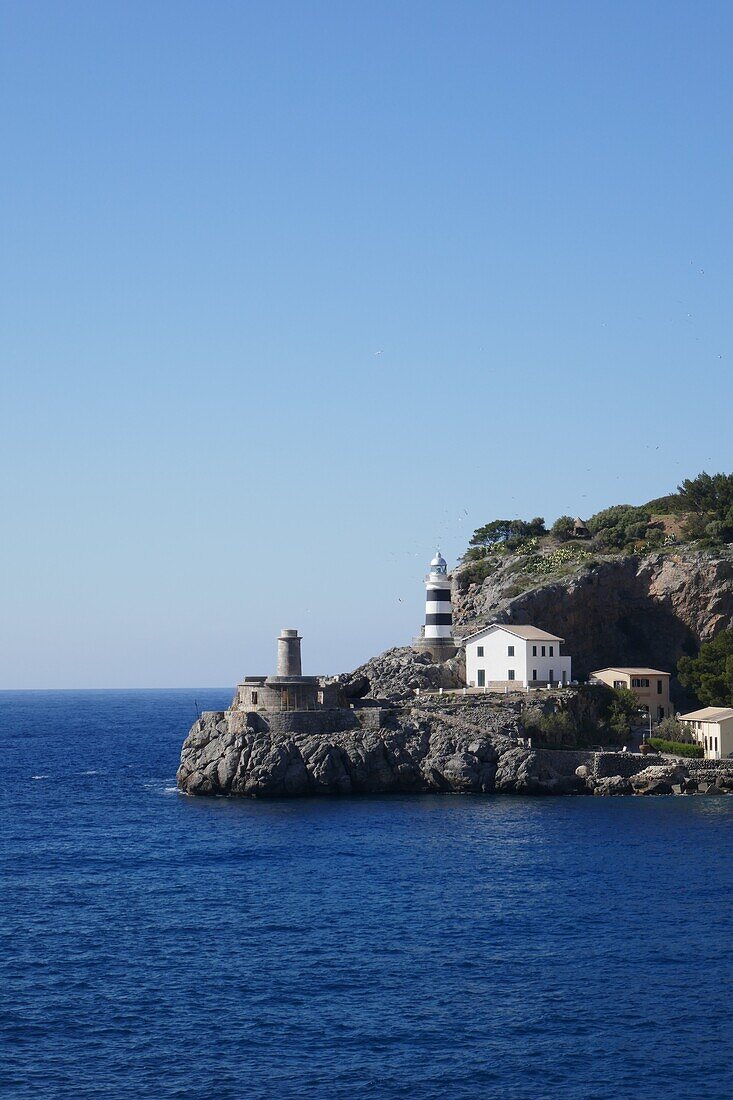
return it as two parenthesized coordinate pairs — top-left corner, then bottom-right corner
(591, 667), (671, 721)
(463, 624), (572, 689)
(678, 707), (733, 760)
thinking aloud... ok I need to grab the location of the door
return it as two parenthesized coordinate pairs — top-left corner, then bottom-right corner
(477, 669), (485, 687)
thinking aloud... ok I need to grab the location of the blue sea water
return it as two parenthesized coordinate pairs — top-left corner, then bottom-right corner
(2, 690), (733, 1099)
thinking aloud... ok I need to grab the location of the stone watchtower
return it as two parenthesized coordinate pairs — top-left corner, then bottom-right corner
(277, 628), (303, 676)
(412, 551), (457, 662)
(233, 628), (323, 712)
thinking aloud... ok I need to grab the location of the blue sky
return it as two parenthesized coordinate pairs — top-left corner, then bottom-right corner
(2, 0), (732, 687)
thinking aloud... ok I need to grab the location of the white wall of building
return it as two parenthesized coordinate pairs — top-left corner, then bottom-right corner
(680, 716), (733, 760)
(465, 627), (571, 688)
(466, 628), (528, 686)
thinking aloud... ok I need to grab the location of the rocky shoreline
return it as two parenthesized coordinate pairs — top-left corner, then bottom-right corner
(177, 698), (733, 799)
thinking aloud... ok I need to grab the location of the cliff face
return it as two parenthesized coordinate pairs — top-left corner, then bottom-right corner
(177, 700), (531, 798)
(452, 548), (733, 680)
(177, 700), (733, 799)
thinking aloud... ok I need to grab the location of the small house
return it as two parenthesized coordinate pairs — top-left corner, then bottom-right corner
(591, 667), (671, 721)
(678, 707), (733, 760)
(463, 624), (572, 689)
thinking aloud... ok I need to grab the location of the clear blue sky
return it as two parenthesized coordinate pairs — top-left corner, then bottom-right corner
(2, 0), (732, 688)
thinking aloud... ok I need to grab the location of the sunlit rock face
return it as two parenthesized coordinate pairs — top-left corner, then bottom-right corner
(452, 548), (733, 681)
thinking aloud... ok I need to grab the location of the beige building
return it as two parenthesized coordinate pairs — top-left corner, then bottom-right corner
(591, 667), (671, 722)
(678, 707), (733, 760)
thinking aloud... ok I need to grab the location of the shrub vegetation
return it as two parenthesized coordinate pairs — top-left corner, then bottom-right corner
(469, 517), (546, 552)
(678, 630), (733, 706)
(649, 738), (703, 758)
(679, 471), (733, 545)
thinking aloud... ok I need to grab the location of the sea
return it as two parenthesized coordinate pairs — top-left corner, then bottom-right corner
(2, 689), (733, 1099)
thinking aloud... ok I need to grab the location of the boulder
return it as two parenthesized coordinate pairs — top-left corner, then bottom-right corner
(593, 775), (633, 797)
(337, 646), (465, 702)
(630, 763), (688, 796)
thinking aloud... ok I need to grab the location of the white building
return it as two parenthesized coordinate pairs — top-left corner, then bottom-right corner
(678, 707), (733, 760)
(463, 624), (572, 690)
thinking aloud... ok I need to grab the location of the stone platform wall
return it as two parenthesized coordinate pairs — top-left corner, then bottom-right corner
(263, 709), (359, 736)
(685, 759), (733, 777)
(534, 748), (677, 780)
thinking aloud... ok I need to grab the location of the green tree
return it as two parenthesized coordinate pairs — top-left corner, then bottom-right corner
(587, 504), (652, 550)
(678, 630), (733, 706)
(608, 686), (639, 740)
(679, 471), (733, 543)
(654, 714), (693, 743)
(469, 517), (546, 550)
(550, 515), (575, 541)
(643, 492), (683, 515)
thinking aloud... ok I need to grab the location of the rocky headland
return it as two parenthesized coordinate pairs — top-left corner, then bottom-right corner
(178, 544), (733, 800)
(177, 691), (733, 799)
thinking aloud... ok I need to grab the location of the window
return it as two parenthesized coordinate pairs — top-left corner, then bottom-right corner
(508, 670), (515, 681)
(532, 669), (538, 681)
(541, 646), (546, 657)
(477, 669), (485, 687)
(613, 680), (624, 689)
(632, 678), (650, 688)
(477, 646), (484, 657)
(657, 680), (663, 694)
(507, 645), (515, 656)
(532, 645), (537, 656)
(657, 706), (664, 721)
(251, 691), (258, 705)
(549, 646), (554, 657)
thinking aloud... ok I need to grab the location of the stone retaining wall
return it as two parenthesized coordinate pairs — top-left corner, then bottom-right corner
(685, 759), (733, 777)
(264, 709), (359, 736)
(534, 748), (667, 780)
(354, 707), (393, 731)
(594, 752), (653, 778)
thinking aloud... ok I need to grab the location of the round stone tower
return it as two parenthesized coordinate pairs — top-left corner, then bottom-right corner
(233, 628), (320, 712)
(412, 551), (457, 660)
(277, 629), (302, 677)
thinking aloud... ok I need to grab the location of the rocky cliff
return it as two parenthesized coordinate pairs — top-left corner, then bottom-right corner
(452, 547), (733, 681)
(177, 698), (733, 799)
(331, 646), (465, 702)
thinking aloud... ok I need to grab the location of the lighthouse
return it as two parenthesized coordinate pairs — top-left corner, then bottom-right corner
(412, 551), (457, 660)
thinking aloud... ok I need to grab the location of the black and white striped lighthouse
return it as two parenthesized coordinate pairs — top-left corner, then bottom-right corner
(412, 551), (457, 660)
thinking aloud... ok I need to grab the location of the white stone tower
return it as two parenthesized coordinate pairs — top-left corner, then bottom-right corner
(412, 551), (457, 660)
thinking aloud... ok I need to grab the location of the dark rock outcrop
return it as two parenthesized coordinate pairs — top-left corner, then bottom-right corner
(629, 763), (688, 796)
(176, 698), (579, 798)
(177, 700), (730, 800)
(333, 646), (465, 702)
